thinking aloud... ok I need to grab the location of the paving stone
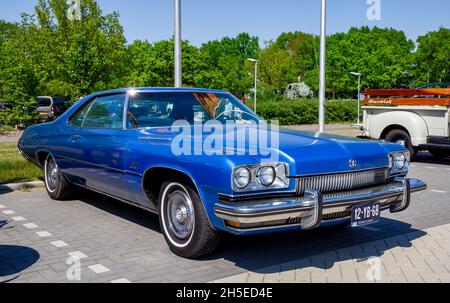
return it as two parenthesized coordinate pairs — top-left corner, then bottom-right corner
(2, 161), (450, 284)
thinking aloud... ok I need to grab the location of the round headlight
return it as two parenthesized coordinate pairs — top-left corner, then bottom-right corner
(257, 166), (276, 186)
(394, 153), (406, 169)
(233, 167), (251, 189)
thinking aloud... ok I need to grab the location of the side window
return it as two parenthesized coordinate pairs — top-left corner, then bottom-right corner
(68, 100), (94, 127)
(127, 93), (210, 129)
(83, 94), (126, 129)
(69, 94), (126, 129)
(127, 94), (174, 129)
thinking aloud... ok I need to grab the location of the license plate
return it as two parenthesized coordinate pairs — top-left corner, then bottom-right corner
(351, 203), (381, 227)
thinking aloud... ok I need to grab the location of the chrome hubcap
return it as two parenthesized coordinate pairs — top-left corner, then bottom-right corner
(46, 157), (58, 190)
(166, 189), (194, 239)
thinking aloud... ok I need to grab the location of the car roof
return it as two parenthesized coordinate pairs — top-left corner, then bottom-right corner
(91, 87), (229, 96)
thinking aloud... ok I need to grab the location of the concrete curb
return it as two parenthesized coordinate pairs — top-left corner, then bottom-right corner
(0, 181), (45, 193)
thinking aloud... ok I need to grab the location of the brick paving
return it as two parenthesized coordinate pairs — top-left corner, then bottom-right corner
(212, 223), (450, 283)
(0, 151), (449, 283)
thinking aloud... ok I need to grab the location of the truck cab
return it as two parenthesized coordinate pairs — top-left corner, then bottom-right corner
(360, 88), (450, 159)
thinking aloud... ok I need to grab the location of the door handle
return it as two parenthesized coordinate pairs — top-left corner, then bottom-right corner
(71, 135), (82, 143)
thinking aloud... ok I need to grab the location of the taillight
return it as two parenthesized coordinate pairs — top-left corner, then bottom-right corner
(51, 104), (56, 115)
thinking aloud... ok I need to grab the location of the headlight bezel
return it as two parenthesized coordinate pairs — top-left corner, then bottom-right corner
(388, 151), (410, 175)
(232, 163), (290, 193)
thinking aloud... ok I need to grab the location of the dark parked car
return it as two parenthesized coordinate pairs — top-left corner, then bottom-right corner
(36, 96), (71, 120)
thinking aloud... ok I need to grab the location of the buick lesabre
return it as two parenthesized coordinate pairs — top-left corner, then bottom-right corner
(18, 88), (427, 258)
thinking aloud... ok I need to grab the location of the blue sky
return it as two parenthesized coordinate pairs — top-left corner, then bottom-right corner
(1, 0), (449, 45)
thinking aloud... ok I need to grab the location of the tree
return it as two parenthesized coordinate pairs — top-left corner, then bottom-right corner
(199, 33), (259, 94)
(125, 39), (208, 88)
(0, 20), (19, 46)
(31, 0), (128, 99)
(1, 0), (130, 127)
(259, 42), (292, 92)
(0, 20), (19, 100)
(414, 27), (450, 86)
(315, 27), (415, 98)
(259, 32), (318, 93)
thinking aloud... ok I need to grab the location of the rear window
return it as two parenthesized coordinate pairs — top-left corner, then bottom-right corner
(37, 98), (51, 107)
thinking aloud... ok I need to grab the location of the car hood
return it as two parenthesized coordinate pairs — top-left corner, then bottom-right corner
(138, 125), (395, 176)
(275, 128), (390, 176)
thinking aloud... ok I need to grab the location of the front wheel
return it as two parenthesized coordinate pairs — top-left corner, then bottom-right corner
(44, 154), (74, 200)
(384, 129), (417, 160)
(158, 180), (221, 259)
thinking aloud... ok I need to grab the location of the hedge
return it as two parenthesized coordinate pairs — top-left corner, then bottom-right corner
(256, 99), (359, 125)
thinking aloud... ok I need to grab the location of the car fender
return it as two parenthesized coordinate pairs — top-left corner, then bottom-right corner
(140, 164), (220, 230)
(369, 110), (429, 146)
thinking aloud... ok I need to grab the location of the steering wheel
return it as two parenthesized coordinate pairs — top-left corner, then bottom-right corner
(127, 112), (139, 128)
(214, 110), (259, 122)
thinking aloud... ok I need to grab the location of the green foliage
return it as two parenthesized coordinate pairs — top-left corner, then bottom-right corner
(199, 33), (259, 94)
(0, 0), (448, 128)
(257, 99), (358, 125)
(413, 27), (450, 86)
(0, 0), (128, 127)
(259, 32), (317, 93)
(0, 125), (15, 133)
(309, 27), (415, 98)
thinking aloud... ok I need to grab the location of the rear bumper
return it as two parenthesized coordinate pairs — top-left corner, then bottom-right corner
(214, 178), (426, 231)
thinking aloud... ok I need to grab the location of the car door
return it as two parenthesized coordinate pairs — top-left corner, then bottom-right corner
(63, 93), (134, 201)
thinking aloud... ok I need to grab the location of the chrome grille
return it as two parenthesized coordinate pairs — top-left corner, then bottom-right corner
(322, 211), (352, 221)
(297, 168), (388, 195)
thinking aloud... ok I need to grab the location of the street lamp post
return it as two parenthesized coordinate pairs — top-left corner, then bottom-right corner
(247, 58), (259, 113)
(350, 72), (363, 124)
(174, 0), (182, 87)
(318, 0), (327, 132)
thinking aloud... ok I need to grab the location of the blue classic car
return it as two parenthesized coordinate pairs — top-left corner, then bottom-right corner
(18, 88), (427, 258)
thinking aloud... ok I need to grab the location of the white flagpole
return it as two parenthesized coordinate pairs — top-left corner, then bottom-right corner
(318, 0), (327, 132)
(174, 0), (182, 87)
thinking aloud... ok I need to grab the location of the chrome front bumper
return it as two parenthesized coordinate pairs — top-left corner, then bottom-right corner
(215, 178), (427, 230)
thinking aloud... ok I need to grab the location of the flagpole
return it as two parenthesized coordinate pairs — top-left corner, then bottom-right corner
(318, 0), (327, 132)
(174, 0), (182, 87)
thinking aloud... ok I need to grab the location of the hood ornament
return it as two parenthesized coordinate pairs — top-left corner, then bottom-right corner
(349, 159), (358, 169)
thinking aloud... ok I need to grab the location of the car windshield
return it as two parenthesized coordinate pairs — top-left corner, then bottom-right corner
(127, 92), (260, 129)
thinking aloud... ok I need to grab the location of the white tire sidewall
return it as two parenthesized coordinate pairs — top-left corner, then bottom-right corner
(160, 182), (196, 249)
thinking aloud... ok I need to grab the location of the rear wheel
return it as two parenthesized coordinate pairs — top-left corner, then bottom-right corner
(429, 149), (450, 159)
(44, 154), (74, 200)
(158, 180), (221, 259)
(384, 129), (417, 160)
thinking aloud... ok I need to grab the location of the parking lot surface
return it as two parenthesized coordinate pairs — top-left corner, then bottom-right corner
(1, 152), (449, 283)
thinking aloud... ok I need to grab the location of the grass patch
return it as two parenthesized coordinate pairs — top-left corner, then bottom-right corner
(0, 142), (43, 184)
